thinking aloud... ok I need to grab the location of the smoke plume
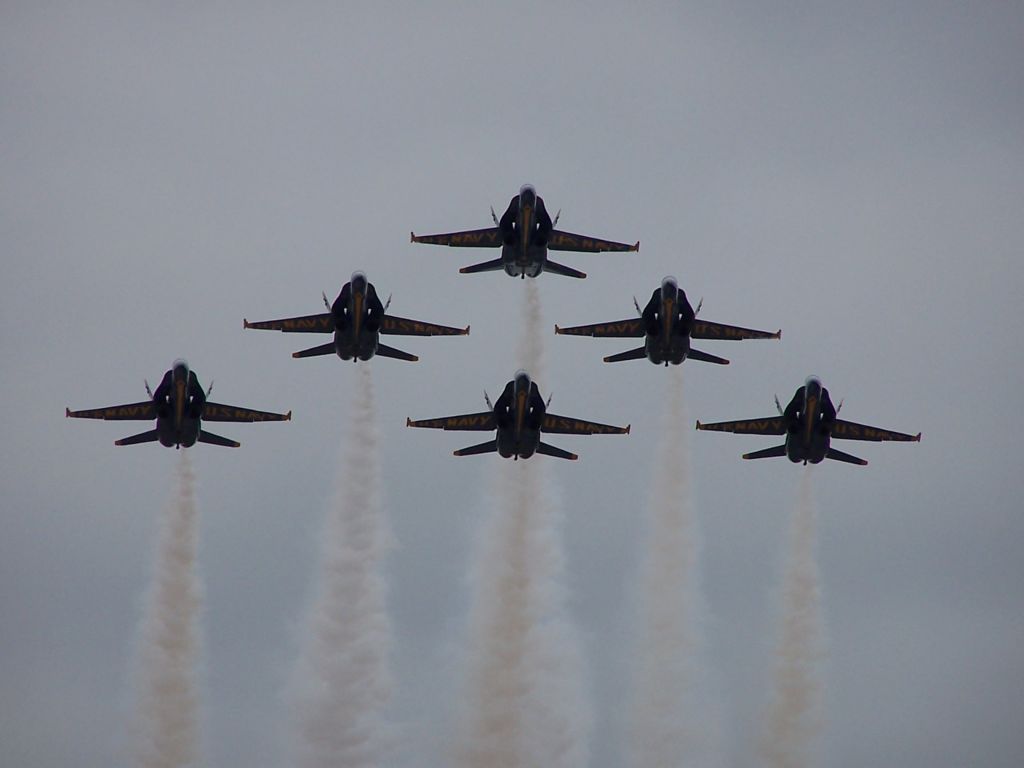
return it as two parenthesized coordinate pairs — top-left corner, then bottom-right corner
(131, 450), (204, 768)
(627, 369), (720, 767)
(288, 365), (393, 768)
(452, 280), (589, 768)
(760, 470), (825, 768)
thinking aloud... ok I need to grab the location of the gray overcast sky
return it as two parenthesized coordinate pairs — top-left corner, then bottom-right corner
(2, 2), (1023, 766)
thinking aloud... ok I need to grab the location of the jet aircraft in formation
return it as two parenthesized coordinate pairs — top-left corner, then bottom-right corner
(695, 376), (921, 465)
(66, 359), (291, 448)
(555, 276), (781, 365)
(411, 184), (639, 279)
(244, 271), (469, 362)
(406, 369), (630, 460)
(70, 186), (921, 466)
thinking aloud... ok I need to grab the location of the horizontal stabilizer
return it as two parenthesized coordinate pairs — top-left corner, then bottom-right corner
(115, 429), (160, 446)
(197, 430), (241, 448)
(826, 447), (868, 466)
(603, 347), (648, 363)
(741, 444), (787, 460)
(459, 258), (506, 274)
(536, 442), (579, 460)
(543, 260), (587, 279)
(454, 439), (498, 457)
(375, 343), (419, 362)
(686, 348), (730, 365)
(292, 342), (337, 359)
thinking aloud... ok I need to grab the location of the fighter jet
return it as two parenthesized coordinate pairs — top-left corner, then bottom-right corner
(244, 271), (469, 362)
(555, 276), (781, 365)
(410, 184), (639, 279)
(66, 359), (291, 448)
(405, 369), (630, 460)
(695, 376), (921, 465)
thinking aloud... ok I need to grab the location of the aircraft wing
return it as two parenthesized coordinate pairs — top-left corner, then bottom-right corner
(66, 402), (156, 420)
(202, 403), (292, 422)
(243, 312), (334, 333)
(541, 413), (630, 435)
(411, 228), (502, 248)
(555, 318), (644, 338)
(695, 417), (786, 435)
(832, 419), (921, 442)
(691, 320), (781, 341)
(406, 412), (496, 431)
(548, 230), (639, 253)
(381, 314), (470, 337)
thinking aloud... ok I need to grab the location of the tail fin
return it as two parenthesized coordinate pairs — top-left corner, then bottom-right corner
(687, 348), (730, 365)
(742, 444), (787, 460)
(454, 439), (498, 457)
(197, 430), (241, 448)
(115, 429), (160, 446)
(536, 441), (578, 461)
(603, 347), (648, 363)
(543, 260), (587, 279)
(459, 258), (506, 274)
(826, 447), (868, 466)
(292, 342), (337, 359)
(375, 343), (419, 362)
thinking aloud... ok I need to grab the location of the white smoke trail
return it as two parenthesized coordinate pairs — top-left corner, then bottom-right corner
(131, 451), (203, 768)
(761, 470), (825, 768)
(287, 365), (393, 768)
(627, 368), (720, 768)
(452, 280), (589, 768)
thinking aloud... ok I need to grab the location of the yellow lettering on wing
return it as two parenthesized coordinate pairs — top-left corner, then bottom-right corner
(282, 317), (331, 331)
(104, 405), (150, 418)
(451, 232), (489, 246)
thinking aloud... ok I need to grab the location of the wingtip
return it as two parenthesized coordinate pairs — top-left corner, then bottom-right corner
(624, 424), (631, 434)
(285, 410), (292, 421)
(406, 417), (412, 427)
(774, 329), (782, 339)
(243, 318), (251, 329)
(568, 453), (579, 461)
(291, 351), (301, 359)
(458, 266), (471, 274)
(695, 420), (702, 430)
(65, 407), (70, 418)
(463, 325), (471, 335)
(914, 432), (922, 442)
(410, 231), (416, 242)
(632, 241), (640, 251)
(554, 324), (562, 334)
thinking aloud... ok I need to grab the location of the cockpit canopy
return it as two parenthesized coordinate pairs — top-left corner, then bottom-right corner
(172, 358), (190, 380)
(350, 271), (367, 292)
(518, 184), (537, 206)
(514, 369), (532, 393)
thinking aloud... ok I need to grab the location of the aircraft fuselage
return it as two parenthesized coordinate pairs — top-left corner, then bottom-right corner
(493, 370), (546, 458)
(497, 185), (553, 278)
(641, 277), (696, 365)
(781, 378), (836, 464)
(330, 272), (385, 360)
(152, 360), (206, 447)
